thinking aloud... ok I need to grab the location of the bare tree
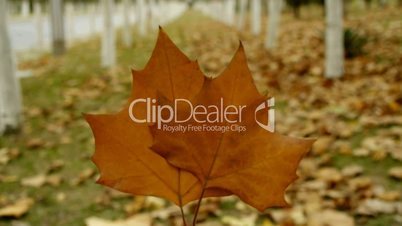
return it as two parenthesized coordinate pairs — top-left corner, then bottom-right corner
(379, 0), (387, 8)
(237, 0), (247, 30)
(122, 0), (132, 47)
(50, 0), (66, 55)
(224, 0), (236, 26)
(89, 3), (97, 35)
(265, 0), (283, 49)
(0, 0), (23, 134)
(364, 0), (372, 9)
(159, 0), (166, 23)
(289, 0), (301, 18)
(34, 1), (44, 48)
(21, 0), (30, 17)
(66, 2), (75, 45)
(137, 0), (147, 36)
(101, 0), (116, 67)
(325, 0), (344, 78)
(149, 0), (159, 29)
(251, 0), (261, 35)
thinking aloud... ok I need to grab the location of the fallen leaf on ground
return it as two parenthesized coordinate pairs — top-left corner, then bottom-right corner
(0, 148), (10, 164)
(46, 174), (63, 186)
(221, 213), (258, 226)
(314, 168), (343, 184)
(85, 214), (151, 226)
(70, 168), (95, 186)
(341, 165), (363, 178)
(21, 174), (47, 188)
(47, 160), (65, 173)
(348, 176), (372, 191)
(308, 209), (354, 226)
(377, 190), (401, 201)
(0, 198), (34, 218)
(311, 136), (334, 155)
(25, 138), (45, 149)
(388, 167), (402, 180)
(356, 199), (399, 215)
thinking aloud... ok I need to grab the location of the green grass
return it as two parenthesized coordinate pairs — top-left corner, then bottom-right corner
(332, 155), (402, 190)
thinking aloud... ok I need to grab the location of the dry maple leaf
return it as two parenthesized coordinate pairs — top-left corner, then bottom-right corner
(85, 28), (227, 206)
(151, 43), (315, 211)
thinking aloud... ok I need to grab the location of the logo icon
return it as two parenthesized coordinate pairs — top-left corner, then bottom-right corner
(254, 97), (275, 132)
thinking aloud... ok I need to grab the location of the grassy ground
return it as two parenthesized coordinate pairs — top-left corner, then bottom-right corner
(1, 8), (402, 226)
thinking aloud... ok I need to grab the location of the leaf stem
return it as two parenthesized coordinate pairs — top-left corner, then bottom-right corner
(192, 135), (225, 225)
(192, 181), (207, 226)
(178, 170), (187, 226)
(180, 205), (187, 226)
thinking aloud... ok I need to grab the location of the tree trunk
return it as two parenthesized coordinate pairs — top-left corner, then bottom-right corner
(34, 1), (44, 48)
(89, 3), (97, 35)
(0, 0), (23, 135)
(159, 0), (166, 24)
(101, 0), (116, 67)
(66, 3), (75, 46)
(237, 0), (247, 30)
(343, 0), (348, 19)
(325, 0), (344, 78)
(364, 0), (372, 9)
(149, 0), (158, 29)
(122, 0), (132, 47)
(292, 0), (301, 18)
(50, 0), (66, 56)
(21, 0), (30, 17)
(186, 0), (194, 8)
(224, 0), (235, 26)
(137, 0), (147, 36)
(251, 0), (261, 35)
(265, 0), (283, 49)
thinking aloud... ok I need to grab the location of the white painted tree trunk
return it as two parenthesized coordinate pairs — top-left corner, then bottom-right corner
(21, 0), (30, 17)
(224, 0), (235, 26)
(159, 0), (166, 24)
(149, 0), (159, 30)
(66, 3), (75, 45)
(122, 0), (132, 47)
(251, 0), (261, 35)
(237, 0), (247, 30)
(89, 3), (97, 35)
(34, 2), (44, 48)
(101, 0), (116, 67)
(148, 0), (155, 29)
(50, 0), (66, 55)
(0, 0), (23, 135)
(265, 0), (283, 49)
(325, 0), (344, 78)
(217, 1), (225, 23)
(137, 0), (147, 36)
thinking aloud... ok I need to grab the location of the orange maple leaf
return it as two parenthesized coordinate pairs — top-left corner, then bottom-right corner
(150, 44), (315, 212)
(85, 29), (228, 206)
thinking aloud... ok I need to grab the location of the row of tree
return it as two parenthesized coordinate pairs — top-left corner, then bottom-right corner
(0, 0), (395, 134)
(0, 0), (23, 135)
(1, 0), (187, 135)
(195, 0), (348, 78)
